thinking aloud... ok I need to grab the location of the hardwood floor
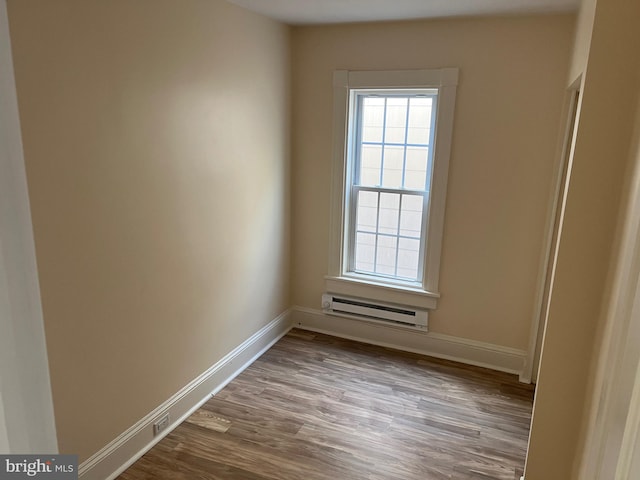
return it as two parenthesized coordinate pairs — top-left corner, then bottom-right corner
(118, 329), (534, 480)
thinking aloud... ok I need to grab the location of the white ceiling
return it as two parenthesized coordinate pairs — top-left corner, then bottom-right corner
(225, 0), (579, 25)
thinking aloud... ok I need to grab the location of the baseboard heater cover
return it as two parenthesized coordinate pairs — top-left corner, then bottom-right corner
(321, 293), (428, 329)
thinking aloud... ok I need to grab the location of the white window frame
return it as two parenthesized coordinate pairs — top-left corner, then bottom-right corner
(326, 68), (458, 310)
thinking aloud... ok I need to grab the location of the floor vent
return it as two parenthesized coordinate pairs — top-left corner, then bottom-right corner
(321, 293), (428, 330)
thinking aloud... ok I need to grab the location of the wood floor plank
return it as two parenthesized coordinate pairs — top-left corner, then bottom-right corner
(118, 329), (534, 480)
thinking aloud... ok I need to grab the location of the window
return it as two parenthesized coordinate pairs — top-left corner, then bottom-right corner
(327, 69), (458, 310)
(350, 91), (436, 282)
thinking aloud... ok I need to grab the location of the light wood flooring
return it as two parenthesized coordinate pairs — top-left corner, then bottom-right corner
(118, 329), (535, 480)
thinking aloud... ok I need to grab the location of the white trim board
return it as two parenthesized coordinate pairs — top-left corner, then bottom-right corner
(292, 306), (526, 378)
(0, 0), (58, 454)
(79, 311), (293, 480)
(522, 84), (581, 385)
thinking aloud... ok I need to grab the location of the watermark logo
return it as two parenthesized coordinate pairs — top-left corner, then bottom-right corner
(0, 456), (77, 479)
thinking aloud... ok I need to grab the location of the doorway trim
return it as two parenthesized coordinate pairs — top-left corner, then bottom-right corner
(0, 0), (58, 454)
(520, 78), (582, 384)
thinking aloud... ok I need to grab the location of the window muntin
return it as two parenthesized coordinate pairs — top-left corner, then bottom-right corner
(347, 90), (438, 284)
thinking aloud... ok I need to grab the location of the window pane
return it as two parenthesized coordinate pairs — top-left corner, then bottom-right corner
(378, 193), (400, 235)
(376, 235), (397, 276)
(381, 145), (404, 188)
(355, 232), (376, 273)
(407, 97), (432, 145)
(360, 145), (382, 186)
(397, 237), (420, 280)
(404, 147), (429, 190)
(356, 190), (378, 233)
(384, 97), (408, 144)
(399, 195), (424, 238)
(349, 89), (442, 284)
(362, 97), (385, 143)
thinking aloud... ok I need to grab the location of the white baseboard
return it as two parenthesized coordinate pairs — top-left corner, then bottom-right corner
(292, 306), (526, 377)
(79, 310), (293, 480)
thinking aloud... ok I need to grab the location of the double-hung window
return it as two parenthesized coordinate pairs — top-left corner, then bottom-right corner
(327, 69), (458, 310)
(349, 91), (436, 282)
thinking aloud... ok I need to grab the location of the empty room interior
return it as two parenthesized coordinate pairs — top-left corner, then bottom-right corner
(2, 0), (640, 479)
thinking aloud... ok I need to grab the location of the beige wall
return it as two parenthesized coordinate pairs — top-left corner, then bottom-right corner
(7, 0), (290, 461)
(525, 0), (640, 477)
(291, 15), (574, 350)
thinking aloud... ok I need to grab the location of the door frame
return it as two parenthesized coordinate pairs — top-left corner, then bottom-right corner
(521, 79), (582, 384)
(0, 0), (58, 454)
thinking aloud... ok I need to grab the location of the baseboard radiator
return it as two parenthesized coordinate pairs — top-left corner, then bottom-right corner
(321, 293), (428, 330)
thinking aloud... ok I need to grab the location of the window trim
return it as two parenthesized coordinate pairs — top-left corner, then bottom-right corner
(327, 68), (458, 310)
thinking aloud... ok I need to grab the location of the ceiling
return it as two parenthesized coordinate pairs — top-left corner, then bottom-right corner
(225, 0), (580, 25)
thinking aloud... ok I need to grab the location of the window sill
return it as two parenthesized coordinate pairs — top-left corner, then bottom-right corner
(324, 275), (440, 310)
